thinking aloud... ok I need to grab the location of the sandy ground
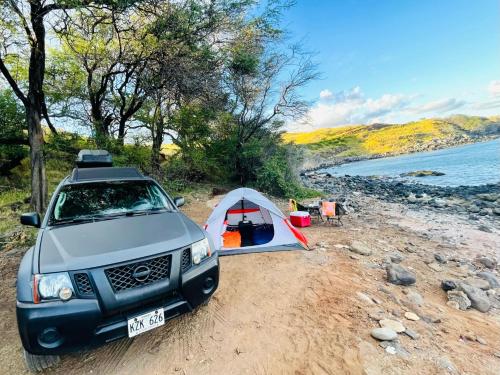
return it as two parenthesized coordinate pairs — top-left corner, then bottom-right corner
(1, 192), (499, 374)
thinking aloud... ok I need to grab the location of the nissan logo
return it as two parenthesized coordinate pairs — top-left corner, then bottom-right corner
(132, 265), (151, 282)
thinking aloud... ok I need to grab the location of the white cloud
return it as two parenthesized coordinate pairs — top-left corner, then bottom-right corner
(319, 89), (333, 100)
(287, 83), (499, 132)
(488, 80), (500, 96)
(288, 87), (409, 131)
(411, 98), (466, 113)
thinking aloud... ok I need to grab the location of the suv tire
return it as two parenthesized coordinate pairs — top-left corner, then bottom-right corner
(23, 350), (60, 373)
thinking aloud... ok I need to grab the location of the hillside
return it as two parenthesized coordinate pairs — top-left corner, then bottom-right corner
(283, 115), (500, 167)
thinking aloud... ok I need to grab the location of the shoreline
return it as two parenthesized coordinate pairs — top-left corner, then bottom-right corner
(299, 135), (500, 174)
(301, 172), (500, 227)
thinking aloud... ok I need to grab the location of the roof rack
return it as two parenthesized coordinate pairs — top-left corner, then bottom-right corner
(70, 167), (143, 182)
(76, 150), (113, 168)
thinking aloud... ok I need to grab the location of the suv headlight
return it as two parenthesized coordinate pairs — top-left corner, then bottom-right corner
(34, 273), (74, 303)
(191, 238), (211, 265)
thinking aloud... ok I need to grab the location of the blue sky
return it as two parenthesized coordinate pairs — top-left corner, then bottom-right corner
(284, 0), (500, 130)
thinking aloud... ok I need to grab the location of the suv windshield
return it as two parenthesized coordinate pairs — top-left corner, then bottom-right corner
(50, 180), (173, 224)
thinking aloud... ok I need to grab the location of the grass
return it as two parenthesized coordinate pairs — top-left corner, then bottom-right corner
(283, 115), (499, 157)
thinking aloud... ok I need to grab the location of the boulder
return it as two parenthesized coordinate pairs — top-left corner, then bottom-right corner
(441, 280), (457, 291)
(476, 271), (500, 289)
(349, 241), (373, 256)
(458, 283), (491, 313)
(379, 319), (405, 333)
(371, 327), (397, 341)
(404, 312), (419, 321)
(478, 257), (497, 270)
(447, 290), (471, 311)
(386, 264), (416, 286)
(465, 278), (491, 291)
(406, 291), (424, 306)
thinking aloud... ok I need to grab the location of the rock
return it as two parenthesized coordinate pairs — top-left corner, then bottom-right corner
(388, 252), (405, 264)
(368, 309), (385, 321)
(465, 278), (491, 291)
(446, 301), (460, 310)
(379, 319), (405, 333)
(479, 208), (491, 216)
(401, 170), (445, 177)
(349, 241), (373, 256)
(476, 336), (487, 345)
(478, 257), (497, 270)
(477, 271), (500, 288)
(357, 292), (375, 305)
(427, 262), (443, 272)
(404, 329), (420, 340)
(379, 341), (410, 357)
(447, 290), (471, 310)
(406, 291), (424, 306)
(434, 253), (447, 264)
(478, 225), (492, 233)
(437, 356), (457, 373)
(386, 264), (416, 286)
(371, 327), (397, 341)
(493, 207), (500, 216)
(441, 280), (457, 291)
(458, 283), (491, 313)
(385, 346), (397, 355)
(404, 312), (420, 321)
(468, 205), (480, 213)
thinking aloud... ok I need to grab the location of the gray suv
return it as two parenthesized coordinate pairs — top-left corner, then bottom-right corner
(16, 151), (219, 372)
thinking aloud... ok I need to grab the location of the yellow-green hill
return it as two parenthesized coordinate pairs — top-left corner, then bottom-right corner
(283, 115), (500, 158)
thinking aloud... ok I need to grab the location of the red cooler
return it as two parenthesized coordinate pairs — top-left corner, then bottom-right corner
(290, 211), (311, 227)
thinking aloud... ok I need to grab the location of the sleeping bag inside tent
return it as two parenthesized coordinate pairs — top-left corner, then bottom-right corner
(205, 188), (308, 255)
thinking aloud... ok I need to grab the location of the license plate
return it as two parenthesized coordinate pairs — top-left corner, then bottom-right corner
(127, 308), (165, 338)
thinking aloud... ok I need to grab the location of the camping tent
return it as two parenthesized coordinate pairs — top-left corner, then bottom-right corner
(205, 188), (308, 255)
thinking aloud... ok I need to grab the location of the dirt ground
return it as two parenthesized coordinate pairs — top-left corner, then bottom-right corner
(1, 192), (499, 375)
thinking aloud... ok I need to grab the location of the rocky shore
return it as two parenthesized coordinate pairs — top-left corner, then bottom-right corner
(302, 171), (500, 226)
(299, 135), (500, 172)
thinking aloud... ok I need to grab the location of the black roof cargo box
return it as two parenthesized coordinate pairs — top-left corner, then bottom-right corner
(76, 150), (113, 168)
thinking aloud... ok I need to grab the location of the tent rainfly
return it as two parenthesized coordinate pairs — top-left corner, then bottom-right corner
(205, 188), (308, 256)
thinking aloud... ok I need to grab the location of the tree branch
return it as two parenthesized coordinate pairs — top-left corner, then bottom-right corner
(0, 57), (28, 106)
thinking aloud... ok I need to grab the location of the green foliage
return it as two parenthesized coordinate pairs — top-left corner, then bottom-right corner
(254, 144), (319, 199)
(0, 90), (28, 175)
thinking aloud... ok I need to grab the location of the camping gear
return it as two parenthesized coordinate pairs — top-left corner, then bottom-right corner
(289, 211), (311, 227)
(205, 188), (308, 255)
(222, 230), (241, 248)
(290, 199), (321, 222)
(238, 220), (254, 246)
(321, 201), (344, 226)
(252, 224), (274, 245)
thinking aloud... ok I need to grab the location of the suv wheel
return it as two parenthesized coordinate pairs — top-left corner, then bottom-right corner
(23, 350), (60, 373)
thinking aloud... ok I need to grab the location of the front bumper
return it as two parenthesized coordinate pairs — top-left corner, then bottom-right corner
(17, 256), (219, 355)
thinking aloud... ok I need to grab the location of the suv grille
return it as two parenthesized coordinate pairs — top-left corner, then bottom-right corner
(105, 255), (171, 292)
(181, 248), (191, 272)
(74, 273), (94, 295)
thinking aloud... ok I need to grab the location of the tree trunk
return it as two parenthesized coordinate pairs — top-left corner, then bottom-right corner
(27, 1), (48, 213)
(151, 104), (164, 177)
(117, 118), (126, 146)
(27, 106), (47, 213)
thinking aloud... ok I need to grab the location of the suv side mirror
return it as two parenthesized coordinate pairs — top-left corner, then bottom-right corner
(21, 212), (41, 228)
(173, 197), (185, 208)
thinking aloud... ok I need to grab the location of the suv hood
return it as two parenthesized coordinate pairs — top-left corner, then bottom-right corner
(38, 212), (205, 273)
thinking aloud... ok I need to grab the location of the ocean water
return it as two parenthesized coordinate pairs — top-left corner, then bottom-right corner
(326, 138), (500, 187)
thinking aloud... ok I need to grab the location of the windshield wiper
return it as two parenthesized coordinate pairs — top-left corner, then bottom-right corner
(51, 217), (95, 226)
(125, 208), (169, 216)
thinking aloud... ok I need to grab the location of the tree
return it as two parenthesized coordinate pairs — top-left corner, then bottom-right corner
(0, 89), (28, 174)
(0, 0), (136, 213)
(225, 22), (319, 183)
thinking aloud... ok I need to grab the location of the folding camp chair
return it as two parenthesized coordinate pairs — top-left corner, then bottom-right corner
(320, 201), (344, 226)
